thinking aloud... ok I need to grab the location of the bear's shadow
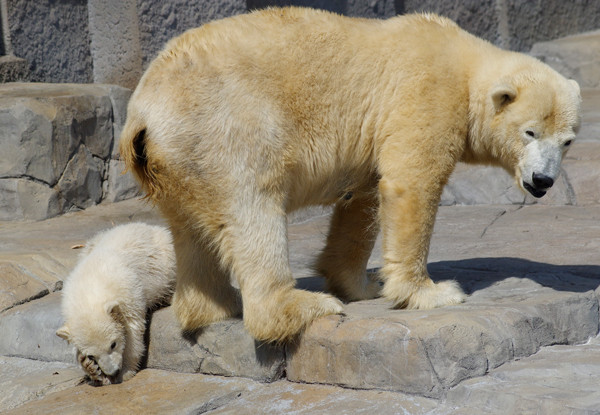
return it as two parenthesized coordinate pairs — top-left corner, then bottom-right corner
(296, 257), (600, 295)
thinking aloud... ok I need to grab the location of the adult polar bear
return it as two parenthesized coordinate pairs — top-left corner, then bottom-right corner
(120, 7), (581, 343)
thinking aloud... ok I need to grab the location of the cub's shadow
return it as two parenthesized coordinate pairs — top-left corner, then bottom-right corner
(297, 257), (600, 296)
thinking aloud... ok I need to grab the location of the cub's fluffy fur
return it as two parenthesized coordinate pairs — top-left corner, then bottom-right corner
(56, 223), (175, 385)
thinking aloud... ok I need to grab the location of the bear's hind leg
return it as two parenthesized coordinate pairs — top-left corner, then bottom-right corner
(228, 195), (343, 343)
(315, 193), (381, 301)
(171, 226), (242, 333)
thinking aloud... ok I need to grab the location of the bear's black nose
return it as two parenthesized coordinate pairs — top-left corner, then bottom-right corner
(532, 172), (554, 189)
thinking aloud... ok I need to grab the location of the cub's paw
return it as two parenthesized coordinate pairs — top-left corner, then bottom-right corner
(383, 279), (466, 310)
(76, 350), (117, 386)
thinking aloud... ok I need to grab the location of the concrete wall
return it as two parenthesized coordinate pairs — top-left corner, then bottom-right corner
(403, 0), (600, 52)
(247, 0), (397, 19)
(3, 0), (600, 88)
(7, 0), (93, 83)
(137, 0), (247, 68)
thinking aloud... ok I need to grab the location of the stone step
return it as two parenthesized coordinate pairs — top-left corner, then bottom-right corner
(5, 336), (599, 414)
(3, 336), (600, 414)
(2, 277), (596, 400)
(0, 359), (439, 415)
(0, 357), (82, 413)
(439, 336), (600, 414)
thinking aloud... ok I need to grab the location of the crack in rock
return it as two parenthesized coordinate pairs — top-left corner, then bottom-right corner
(480, 209), (507, 238)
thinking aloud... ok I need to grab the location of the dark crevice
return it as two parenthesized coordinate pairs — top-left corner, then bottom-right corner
(479, 209), (507, 238)
(0, 174), (53, 187)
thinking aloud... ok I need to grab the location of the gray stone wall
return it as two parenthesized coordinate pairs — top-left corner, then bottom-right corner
(4, 1), (600, 87)
(137, 0), (247, 66)
(7, 0), (93, 83)
(403, 0), (600, 52)
(247, 0), (397, 19)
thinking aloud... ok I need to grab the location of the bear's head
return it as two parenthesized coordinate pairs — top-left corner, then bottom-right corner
(470, 59), (581, 198)
(56, 300), (127, 385)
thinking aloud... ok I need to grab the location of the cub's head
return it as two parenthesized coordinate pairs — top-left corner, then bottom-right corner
(473, 60), (581, 198)
(56, 301), (126, 385)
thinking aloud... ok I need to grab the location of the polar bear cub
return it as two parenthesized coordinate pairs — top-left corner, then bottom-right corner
(56, 222), (176, 385)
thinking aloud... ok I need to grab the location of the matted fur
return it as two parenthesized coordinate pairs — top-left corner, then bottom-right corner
(120, 7), (581, 343)
(56, 223), (176, 384)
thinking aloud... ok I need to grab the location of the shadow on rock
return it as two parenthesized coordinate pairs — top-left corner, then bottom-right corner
(428, 257), (600, 295)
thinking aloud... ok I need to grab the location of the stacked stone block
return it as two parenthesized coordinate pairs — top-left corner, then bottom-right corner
(0, 83), (138, 221)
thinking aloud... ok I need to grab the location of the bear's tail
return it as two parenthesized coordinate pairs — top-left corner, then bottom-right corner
(119, 115), (162, 200)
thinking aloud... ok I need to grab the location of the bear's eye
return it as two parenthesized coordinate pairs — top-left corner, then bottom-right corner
(110, 342), (117, 350)
(525, 130), (535, 138)
(564, 140), (572, 147)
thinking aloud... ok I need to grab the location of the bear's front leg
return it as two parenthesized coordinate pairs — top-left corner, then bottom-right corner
(229, 194), (344, 343)
(377, 177), (466, 309)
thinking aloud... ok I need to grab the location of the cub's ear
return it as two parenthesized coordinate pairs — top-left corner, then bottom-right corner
(105, 301), (122, 321)
(491, 83), (517, 111)
(56, 325), (71, 342)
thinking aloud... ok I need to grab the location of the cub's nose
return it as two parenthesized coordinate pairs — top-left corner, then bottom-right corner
(532, 172), (554, 189)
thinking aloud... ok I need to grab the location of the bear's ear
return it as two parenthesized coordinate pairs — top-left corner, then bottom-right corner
(56, 325), (71, 342)
(491, 83), (517, 112)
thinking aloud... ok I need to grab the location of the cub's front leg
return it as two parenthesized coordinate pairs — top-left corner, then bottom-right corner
(377, 172), (466, 309)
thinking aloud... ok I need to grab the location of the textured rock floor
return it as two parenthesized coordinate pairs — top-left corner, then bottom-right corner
(1, 196), (600, 414)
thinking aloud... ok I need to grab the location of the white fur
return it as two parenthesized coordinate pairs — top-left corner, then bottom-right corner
(56, 223), (176, 385)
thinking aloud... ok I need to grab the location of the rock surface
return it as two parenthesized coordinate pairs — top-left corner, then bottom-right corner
(439, 336), (600, 414)
(137, 0), (247, 67)
(531, 30), (600, 89)
(0, 83), (138, 220)
(147, 306), (286, 382)
(88, 0), (143, 90)
(0, 357), (82, 412)
(6, 1), (600, 87)
(1, 198), (600, 413)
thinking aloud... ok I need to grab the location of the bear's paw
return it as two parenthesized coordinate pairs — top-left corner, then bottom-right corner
(244, 289), (344, 343)
(384, 279), (466, 310)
